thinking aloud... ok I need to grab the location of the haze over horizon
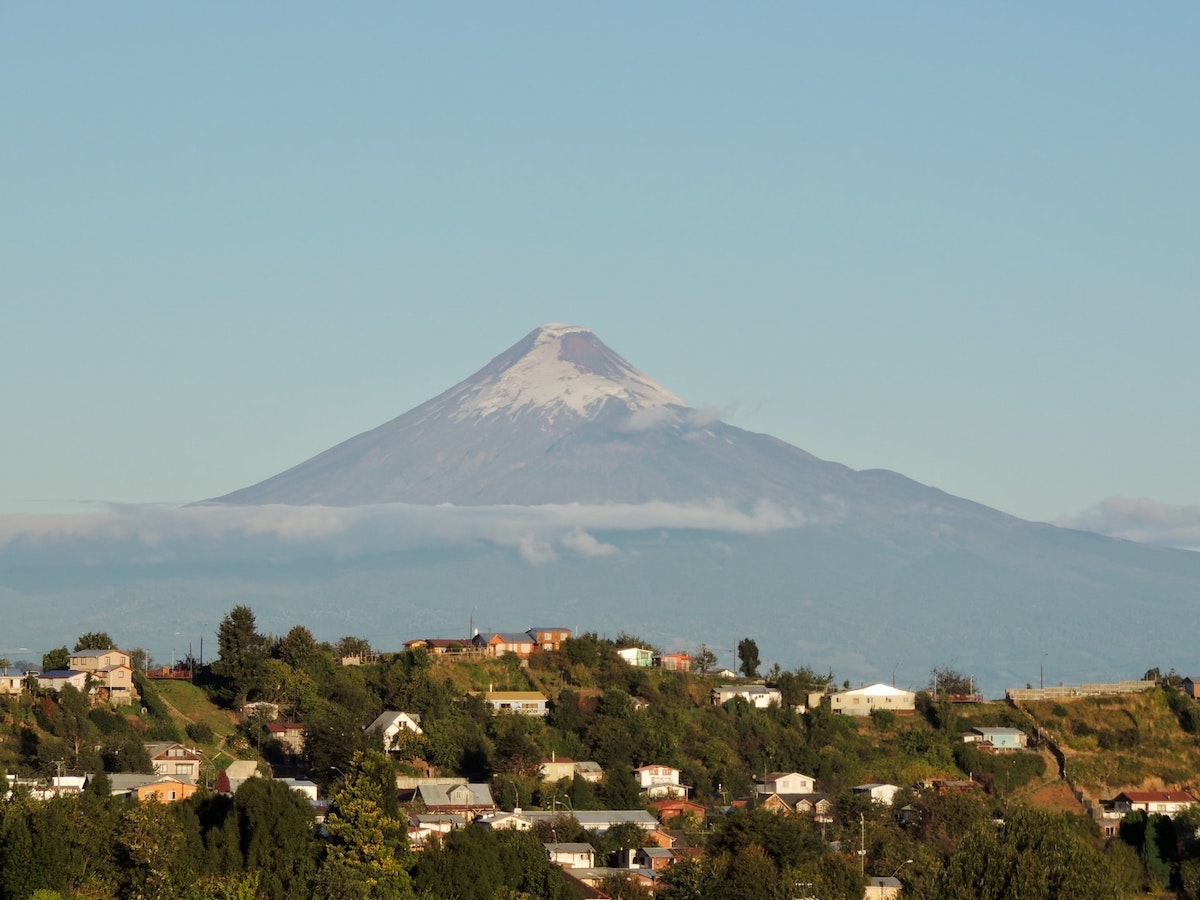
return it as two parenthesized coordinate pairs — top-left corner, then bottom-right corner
(3, 5), (1198, 549)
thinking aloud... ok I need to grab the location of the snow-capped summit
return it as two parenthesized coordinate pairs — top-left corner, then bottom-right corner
(215, 322), (866, 508)
(445, 323), (687, 425)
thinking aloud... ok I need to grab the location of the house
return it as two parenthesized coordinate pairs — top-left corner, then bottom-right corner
(648, 798), (707, 823)
(404, 638), (472, 655)
(756, 772), (816, 796)
(711, 685), (783, 708)
(655, 652), (692, 672)
(68, 649), (139, 704)
(633, 846), (677, 871)
(0, 674), (25, 696)
(1112, 791), (1196, 815)
(145, 742), (203, 780)
(865, 875), (904, 899)
(853, 783), (902, 805)
(545, 842), (596, 868)
(408, 813), (465, 847)
(266, 721), (307, 756)
(539, 753), (576, 782)
(277, 777), (319, 801)
(418, 782), (496, 820)
(713, 668), (739, 680)
(479, 691), (548, 716)
(568, 868), (655, 893)
(216, 760), (261, 794)
(963, 727), (1027, 750)
(527, 627), (572, 651)
(34, 670), (91, 693)
(476, 810), (535, 831)
(5, 775), (87, 801)
(521, 809), (660, 834)
(829, 683), (916, 717)
(365, 711), (424, 751)
(759, 792), (833, 822)
(574, 760), (604, 783)
(634, 764), (690, 799)
(69, 648), (131, 671)
(617, 647), (654, 667)
(1183, 677), (1200, 699)
(473, 632), (536, 658)
(107, 774), (198, 803)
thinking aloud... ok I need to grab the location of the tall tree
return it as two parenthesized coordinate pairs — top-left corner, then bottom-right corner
(737, 638), (760, 679)
(73, 632), (115, 652)
(318, 750), (412, 897)
(234, 778), (318, 899)
(212, 606), (268, 707)
(41, 647), (69, 672)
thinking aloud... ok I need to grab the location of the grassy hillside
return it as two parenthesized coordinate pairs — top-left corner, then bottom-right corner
(1023, 688), (1200, 798)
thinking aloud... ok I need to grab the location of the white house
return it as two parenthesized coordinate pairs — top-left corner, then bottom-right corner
(963, 727), (1027, 750)
(364, 710), (424, 751)
(1112, 791), (1196, 815)
(756, 772), (816, 796)
(829, 683), (916, 717)
(853, 783), (902, 805)
(35, 670), (91, 693)
(277, 777), (319, 801)
(479, 691), (549, 716)
(711, 685), (783, 708)
(634, 764), (689, 799)
(617, 647), (654, 667)
(545, 842), (596, 869)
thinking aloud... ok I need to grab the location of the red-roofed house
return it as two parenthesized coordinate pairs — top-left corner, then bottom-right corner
(1113, 791), (1196, 815)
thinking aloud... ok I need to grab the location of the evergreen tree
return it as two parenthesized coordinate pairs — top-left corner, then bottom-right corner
(737, 638), (760, 679)
(212, 606), (268, 707)
(234, 778), (318, 899)
(319, 750), (412, 897)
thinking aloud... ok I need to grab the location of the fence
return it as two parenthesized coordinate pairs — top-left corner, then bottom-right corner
(1005, 680), (1156, 703)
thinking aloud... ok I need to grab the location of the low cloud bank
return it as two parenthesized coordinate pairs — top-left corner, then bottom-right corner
(1058, 497), (1200, 551)
(0, 498), (810, 567)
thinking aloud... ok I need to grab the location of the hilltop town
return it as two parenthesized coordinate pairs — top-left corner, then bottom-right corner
(3, 609), (1200, 899)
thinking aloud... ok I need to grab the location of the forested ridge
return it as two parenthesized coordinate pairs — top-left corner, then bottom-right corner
(2, 610), (1199, 898)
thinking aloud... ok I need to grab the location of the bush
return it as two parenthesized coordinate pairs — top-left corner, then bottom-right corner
(187, 721), (215, 744)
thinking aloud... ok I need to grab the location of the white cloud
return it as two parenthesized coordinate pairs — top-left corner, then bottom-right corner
(1057, 497), (1200, 551)
(560, 528), (619, 558)
(0, 497), (812, 565)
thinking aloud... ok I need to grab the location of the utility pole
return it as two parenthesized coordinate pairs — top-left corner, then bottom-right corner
(859, 812), (866, 875)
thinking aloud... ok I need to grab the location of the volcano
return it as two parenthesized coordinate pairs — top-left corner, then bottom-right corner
(215, 323), (986, 523)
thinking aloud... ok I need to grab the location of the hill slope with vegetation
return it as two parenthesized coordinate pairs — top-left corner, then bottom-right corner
(5, 611), (1200, 898)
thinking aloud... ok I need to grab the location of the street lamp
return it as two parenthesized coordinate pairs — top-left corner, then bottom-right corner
(891, 859), (913, 878)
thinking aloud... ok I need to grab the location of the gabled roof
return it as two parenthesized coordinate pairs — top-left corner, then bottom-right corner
(144, 741), (200, 759)
(1116, 791), (1195, 803)
(418, 782), (495, 808)
(364, 710), (421, 733)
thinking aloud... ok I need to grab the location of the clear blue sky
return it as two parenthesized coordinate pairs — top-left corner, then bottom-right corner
(3, 4), (1198, 529)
